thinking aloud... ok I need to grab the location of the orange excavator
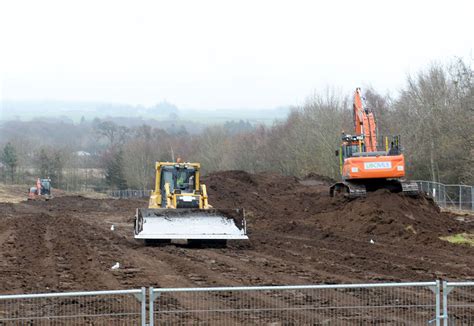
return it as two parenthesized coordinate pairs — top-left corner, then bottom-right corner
(330, 88), (419, 198)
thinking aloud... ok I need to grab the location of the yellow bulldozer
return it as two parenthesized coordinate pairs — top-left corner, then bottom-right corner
(134, 161), (248, 246)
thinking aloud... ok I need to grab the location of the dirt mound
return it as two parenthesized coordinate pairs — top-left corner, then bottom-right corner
(302, 172), (336, 185)
(205, 170), (299, 192)
(203, 170), (299, 211)
(0, 170), (472, 294)
(316, 189), (463, 244)
(204, 171), (464, 245)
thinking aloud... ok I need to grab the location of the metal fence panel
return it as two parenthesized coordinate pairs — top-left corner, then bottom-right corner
(108, 189), (152, 199)
(112, 182), (474, 211)
(0, 288), (146, 325)
(444, 282), (474, 326)
(415, 181), (473, 212)
(150, 282), (440, 325)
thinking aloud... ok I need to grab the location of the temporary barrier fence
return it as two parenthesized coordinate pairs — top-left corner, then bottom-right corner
(108, 189), (152, 199)
(415, 181), (473, 211)
(2, 281), (473, 325)
(443, 281), (474, 326)
(0, 288), (146, 325)
(150, 282), (440, 325)
(108, 181), (473, 212)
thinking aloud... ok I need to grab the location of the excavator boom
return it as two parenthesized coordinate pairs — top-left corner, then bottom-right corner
(353, 88), (377, 152)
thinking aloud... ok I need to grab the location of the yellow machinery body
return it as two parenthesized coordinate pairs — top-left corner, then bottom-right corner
(148, 162), (209, 209)
(134, 162), (248, 243)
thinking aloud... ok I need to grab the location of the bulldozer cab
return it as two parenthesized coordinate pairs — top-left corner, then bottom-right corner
(161, 165), (196, 191)
(149, 162), (202, 209)
(159, 164), (197, 206)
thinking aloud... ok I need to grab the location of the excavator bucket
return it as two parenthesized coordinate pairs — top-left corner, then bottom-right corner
(134, 208), (248, 241)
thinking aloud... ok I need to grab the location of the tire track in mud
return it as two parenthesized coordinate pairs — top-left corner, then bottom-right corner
(1, 213), (55, 292)
(260, 230), (474, 281)
(79, 201), (473, 289)
(54, 214), (143, 290)
(1, 171), (473, 296)
(42, 223), (59, 290)
(79, 205), (325, 288)
(129, 247), (338, 324)
(0, 222), (15, 291)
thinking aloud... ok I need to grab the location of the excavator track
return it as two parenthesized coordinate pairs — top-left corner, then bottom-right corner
(330, 182), (366, 198)
(400, 181), (419, 197)
(330, 180), (419, 198)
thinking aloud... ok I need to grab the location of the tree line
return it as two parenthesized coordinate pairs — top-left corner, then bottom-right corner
(183, 59), (472, 186)
(1, 59), (472, 191)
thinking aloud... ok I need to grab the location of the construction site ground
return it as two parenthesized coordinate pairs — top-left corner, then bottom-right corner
(0, 171), (473, 294)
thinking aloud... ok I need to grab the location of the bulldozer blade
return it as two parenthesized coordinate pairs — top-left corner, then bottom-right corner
(134, 208), (248, 240)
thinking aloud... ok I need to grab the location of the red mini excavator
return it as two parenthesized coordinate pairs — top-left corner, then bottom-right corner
(28, 178), (52, 200)
(330, 88), (419, 198)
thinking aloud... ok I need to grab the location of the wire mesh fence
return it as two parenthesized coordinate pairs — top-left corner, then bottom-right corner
(0, 288), (146, 325)
(415, 181), (473, 212)
(150, 282), (440, 325)
(443, 282), (474, 326)
(4, 282), (474, 325)
(110, 181), (474, 211)
(108, 189), (152, 199)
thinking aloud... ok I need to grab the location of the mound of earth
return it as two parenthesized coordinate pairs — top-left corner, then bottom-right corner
(0, 170), (472, 295)
(302, 172), (336, 185)
(203, 171), (465, 246)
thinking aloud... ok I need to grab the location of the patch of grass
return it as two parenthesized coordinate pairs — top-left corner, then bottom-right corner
(441, 207), (474, 217)
(440, 233), (474, 246)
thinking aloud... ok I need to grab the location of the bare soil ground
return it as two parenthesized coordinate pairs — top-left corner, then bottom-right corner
(0, 184), (31, 203)
(0, 171), (473, 295)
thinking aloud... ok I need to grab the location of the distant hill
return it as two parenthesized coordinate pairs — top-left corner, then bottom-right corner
(0, 100), (290, 125)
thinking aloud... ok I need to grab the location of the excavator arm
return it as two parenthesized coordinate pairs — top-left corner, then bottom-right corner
(353, 88), (377, 152)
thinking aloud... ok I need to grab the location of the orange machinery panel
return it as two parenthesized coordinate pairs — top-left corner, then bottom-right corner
(342, 154), (406, 180)
(353, 88), (377, 152)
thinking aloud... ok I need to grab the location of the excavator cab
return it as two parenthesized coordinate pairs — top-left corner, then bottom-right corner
(134, 162), (248, 245)
(39, 178), (52, 196)
(339, 134), (401, 160)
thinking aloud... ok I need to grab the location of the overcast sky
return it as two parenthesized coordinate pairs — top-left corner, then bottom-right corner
(0, 0), (473, 110)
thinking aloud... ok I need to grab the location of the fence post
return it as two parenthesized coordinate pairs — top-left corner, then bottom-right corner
(149, 287), (154, 326)
(443, 184), (446, 208)
(442, 282), (455, 326)
(459, 186), (462, 210)
(141, 287), (146, 326)
(435, 280), (441, 326)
